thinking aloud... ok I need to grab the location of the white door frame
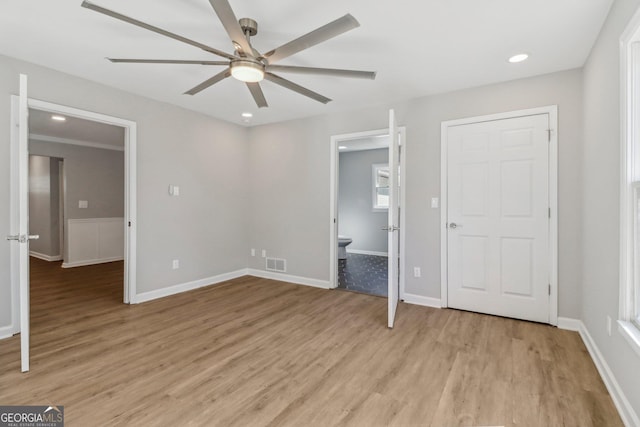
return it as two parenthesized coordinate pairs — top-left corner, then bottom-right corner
(329, 126), (407, 297)
(10, 96), (137, 333)
(440, 106), (558, 325)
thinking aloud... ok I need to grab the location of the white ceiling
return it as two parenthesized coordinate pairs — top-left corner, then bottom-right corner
(1, 0), (613, 127)
(339, 135), (389, 153)
(29, 108), (125, 147)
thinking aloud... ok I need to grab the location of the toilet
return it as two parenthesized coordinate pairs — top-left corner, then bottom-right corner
(338, 235), (353, 260)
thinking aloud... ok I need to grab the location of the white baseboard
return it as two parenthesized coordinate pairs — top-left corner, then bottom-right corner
(558, 318), (639, 427)
(134, 269), (249, 304)
(0, 324), (16, 340)
(29, 251), (62, 262)
(247, 269), (331, 289)
(347, 249), (388, 257)
(557, 317), (582, 332)
(62, 256), (123, 268)
(401, 292), (442, 308)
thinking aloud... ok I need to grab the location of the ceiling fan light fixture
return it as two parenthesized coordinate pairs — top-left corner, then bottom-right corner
(231, 60), (264, 83)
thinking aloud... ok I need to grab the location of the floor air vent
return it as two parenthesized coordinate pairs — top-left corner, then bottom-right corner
(266, 257), (287, 273)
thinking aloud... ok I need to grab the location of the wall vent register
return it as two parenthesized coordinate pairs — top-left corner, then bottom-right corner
(266, 257), (286, 273)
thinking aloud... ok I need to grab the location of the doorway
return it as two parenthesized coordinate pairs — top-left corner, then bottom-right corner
(9, 81), (137, 371)
(335, 136), (391, 297)
(440, 106), (558, 325)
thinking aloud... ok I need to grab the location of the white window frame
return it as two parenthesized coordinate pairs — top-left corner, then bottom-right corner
(372, 163), (390, 211)
(619, 9), (640, 357)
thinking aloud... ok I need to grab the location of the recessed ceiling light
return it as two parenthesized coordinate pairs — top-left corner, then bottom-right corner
(241, 112), (253, 118)
(508, 53), (529, 63)
(338, 146), (347, 150)
(51, 115), (66, 122)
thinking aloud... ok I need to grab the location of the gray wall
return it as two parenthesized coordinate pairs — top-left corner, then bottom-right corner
(30, 141), (124, 220)
(29, 141), (125, 261)
(582, 0), (640, 417)
(249, 68), (583, 318)
(0, 53), (250, 329)
(339, 149), (388, 253)
(28, 155), (60, 257)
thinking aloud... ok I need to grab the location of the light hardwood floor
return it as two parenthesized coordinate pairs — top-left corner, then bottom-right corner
(0, 258), (623, 426)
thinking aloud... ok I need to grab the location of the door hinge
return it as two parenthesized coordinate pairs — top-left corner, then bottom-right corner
(547, 129), (552, 142)
(128, 221), (131, 227)
(548, 207), (551, 218)
(548, 284), (551, 295)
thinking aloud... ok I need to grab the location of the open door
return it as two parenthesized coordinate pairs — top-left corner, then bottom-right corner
(387, 109), (400, 328)
(8, 74), (37, 372)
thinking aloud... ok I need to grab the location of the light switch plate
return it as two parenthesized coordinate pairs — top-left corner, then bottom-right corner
(431, 197), (439, 209)
(79, 200), (88, 208)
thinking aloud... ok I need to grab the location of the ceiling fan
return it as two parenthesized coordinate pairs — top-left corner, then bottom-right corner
(81, 0), (377, 108)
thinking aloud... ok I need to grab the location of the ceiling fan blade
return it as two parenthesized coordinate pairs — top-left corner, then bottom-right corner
(264, 14), (359, 64)
(264, 73), (331, 104)
(267, 65), (376, 80)
(207, 0), (253, 57)
(184, 69), (231, 95)
(81, 1), (235, 60)
(246, 83), (268, 108)
(108, 58), (229, 65)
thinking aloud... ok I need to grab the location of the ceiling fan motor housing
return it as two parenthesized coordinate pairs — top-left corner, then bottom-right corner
(239, 18), (258, 36)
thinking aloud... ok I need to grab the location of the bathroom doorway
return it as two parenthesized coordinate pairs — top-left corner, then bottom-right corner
(329, 126), (407, 298)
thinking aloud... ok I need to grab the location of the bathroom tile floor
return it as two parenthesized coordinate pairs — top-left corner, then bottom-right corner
(337, 253), (388, 297)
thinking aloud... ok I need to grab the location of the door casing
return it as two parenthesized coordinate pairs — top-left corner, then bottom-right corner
(329, 126), (407, 297)
(440, 106), (558, 325)
(10, 95), (138, 336)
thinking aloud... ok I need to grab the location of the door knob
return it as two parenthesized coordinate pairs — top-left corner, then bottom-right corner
(6, 234), (39, 243)
(449, 223), (461, 229)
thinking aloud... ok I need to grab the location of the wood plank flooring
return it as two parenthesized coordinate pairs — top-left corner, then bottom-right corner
(0, 258), (623, 426)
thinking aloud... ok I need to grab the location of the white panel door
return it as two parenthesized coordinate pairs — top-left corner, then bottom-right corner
(387, 109), (400, 328)
(447, 114), (550, 323)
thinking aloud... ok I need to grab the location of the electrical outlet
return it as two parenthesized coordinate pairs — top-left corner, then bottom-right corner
(251, 248), (256, 257)
(413, 267), (421, 278)
(607, 316), (612, 336)
(261, 249), (267, 258)
(172, 259), (179, 269)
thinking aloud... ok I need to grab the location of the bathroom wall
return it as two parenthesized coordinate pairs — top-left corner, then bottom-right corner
(338, 148), (389, 254)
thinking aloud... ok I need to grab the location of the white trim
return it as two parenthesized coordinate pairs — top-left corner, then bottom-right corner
(557, 317), (582, 331)
(578, 321), (640, 427)
(134, 269), (248, 304)
(440, 106), (559, 325)
(0, 325), (16, 340)
(29, 251), (62, 262)
(401, 293), (442, 308)
(248, 268), (331, 289)
(347, 249), (388, 257)
(619, 7), (640, 351)
(25, 97), (137, 305)
(62, 256), (124, 268)
(329, 125), (407, 292)
(618, 320), (640, 359)
(557, 318), (640, 426)
(30, 133), (124, 152)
